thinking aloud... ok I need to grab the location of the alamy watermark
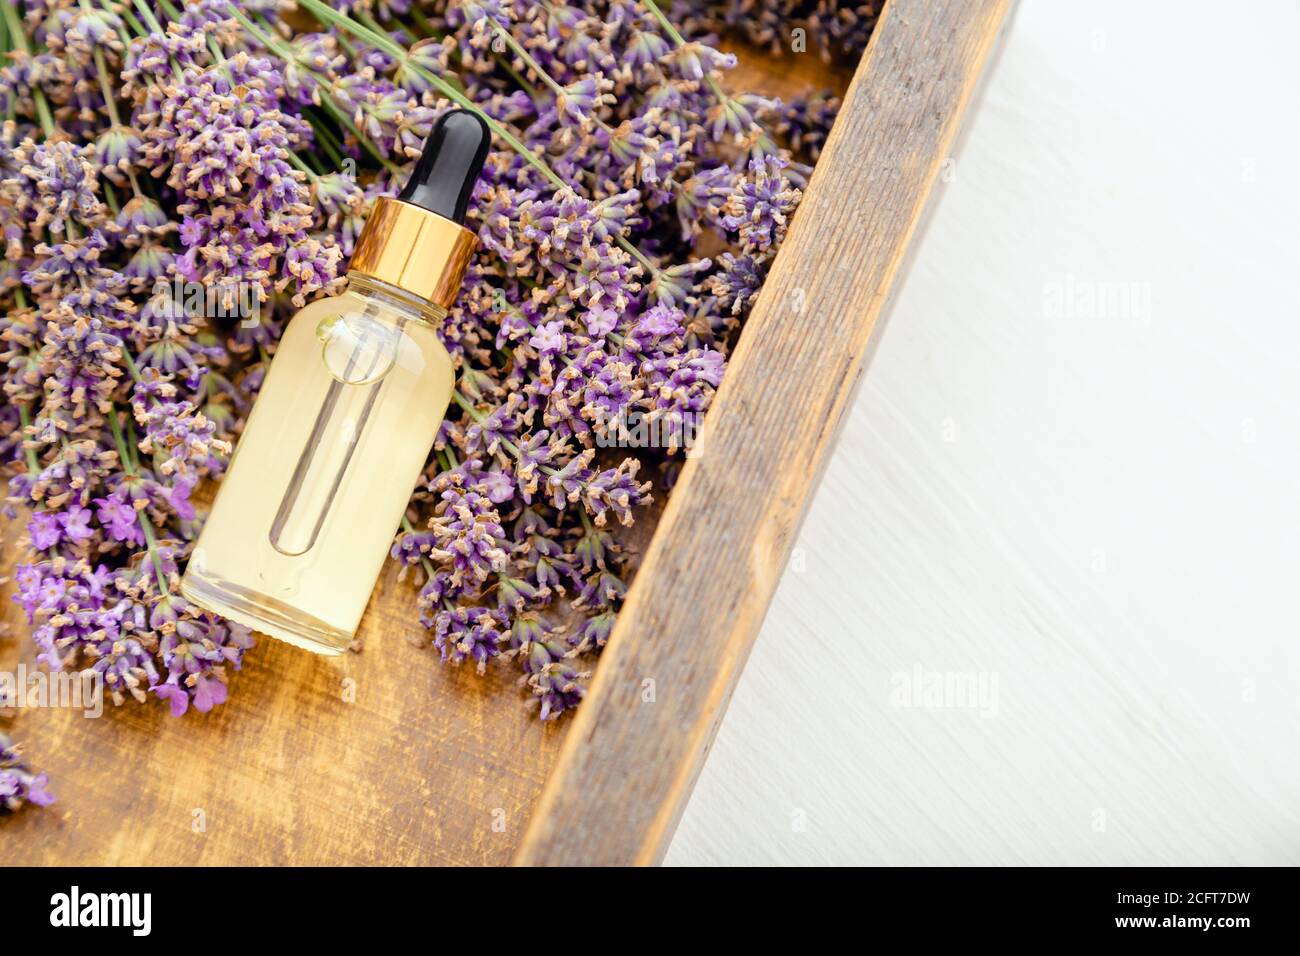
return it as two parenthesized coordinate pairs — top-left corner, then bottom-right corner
(50, 886), (151, 936)
(152, 276), (262, 329)
(592, 408), (705, 455)
(889, 664), (999, 718)
(1042, 273), (1152, 327)
(0, 664), (103, 718)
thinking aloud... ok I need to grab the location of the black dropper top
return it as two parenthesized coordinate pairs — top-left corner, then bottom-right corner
(397, 109), (491, 224)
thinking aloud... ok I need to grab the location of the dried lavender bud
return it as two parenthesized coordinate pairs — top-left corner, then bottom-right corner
(0, 731), (55, 814)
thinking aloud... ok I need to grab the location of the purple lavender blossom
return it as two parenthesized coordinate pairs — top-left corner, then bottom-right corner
(722, 154), (802, 254)
(1, 733), (55, 814)
(152, 596), (254, 717)
(433, 605), (506, 673)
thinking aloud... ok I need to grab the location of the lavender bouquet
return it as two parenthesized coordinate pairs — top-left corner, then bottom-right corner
(0, 0), (873, 808)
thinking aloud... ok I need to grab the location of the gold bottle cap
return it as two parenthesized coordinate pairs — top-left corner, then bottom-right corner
(349, 196), (477, 308)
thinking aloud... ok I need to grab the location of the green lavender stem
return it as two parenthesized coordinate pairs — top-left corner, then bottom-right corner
(131, 0), (164, 35)
(485, 20), (565, 99)
(226, 6), (401, 174)
(107, 403), (169, 593)
(83, 16), (146, 198)
(306, 110), (348, 168)
(642, 0), (727, 102)
(137, 509), (172, 595)
(107, 402), (139, 475)
(17, 405), (41, 476)
(451, 391), (568, 479)
(118, 2), (147, 37)
(1, 2), (56, 136)
(485, 18), (615, 137)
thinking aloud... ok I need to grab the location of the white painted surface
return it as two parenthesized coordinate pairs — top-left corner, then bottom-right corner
(665, 0), (1300, 866)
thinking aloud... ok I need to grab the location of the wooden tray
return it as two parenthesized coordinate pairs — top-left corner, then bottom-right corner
(0, 0), (1014, 866)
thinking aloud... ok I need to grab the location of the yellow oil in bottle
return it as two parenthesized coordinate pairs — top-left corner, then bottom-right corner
(181, 274), (454, 654)
(183, 108), (488, 655)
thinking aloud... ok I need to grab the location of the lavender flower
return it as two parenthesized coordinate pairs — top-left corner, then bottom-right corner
(433, 604), (506, 673)
(722, 154), (802, 255)
(151, 595), (254, 717)
(1, 732), (55, 814)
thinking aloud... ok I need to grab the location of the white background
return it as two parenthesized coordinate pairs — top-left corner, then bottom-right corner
(666, 0), (1300, 865)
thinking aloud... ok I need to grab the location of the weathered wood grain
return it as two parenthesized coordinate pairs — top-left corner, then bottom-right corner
(514, 0), (1017, 866)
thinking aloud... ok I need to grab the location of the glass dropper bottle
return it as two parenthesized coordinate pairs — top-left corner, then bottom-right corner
(182, 110), (491, 655)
